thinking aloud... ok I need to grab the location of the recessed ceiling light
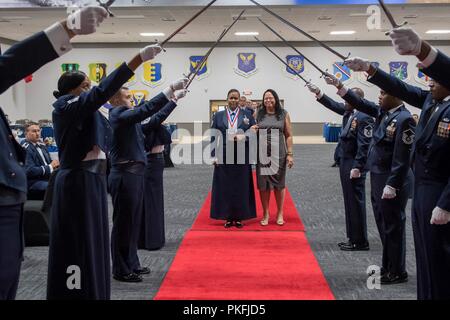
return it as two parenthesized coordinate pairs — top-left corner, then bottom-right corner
(140, 32), (165, 37)
(318, 16), (332, 21)
(162, 17), (176, 22)
(235, 32), (259, 36)
(403, 14), (418, 19)
(426, 30), (450, 34)
(330, 31), (356, 35)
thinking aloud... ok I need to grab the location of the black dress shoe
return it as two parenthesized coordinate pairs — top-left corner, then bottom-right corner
(338, 241), (352, 248)
(381, 272), (408, 285)
(134, 267), (151, 275)
(224, 221), (233, 228)
(340, 242), (370, 251)
(331, 162), (339, 167)
(113, 273), (143, 283)
(235, 221), (243, 228)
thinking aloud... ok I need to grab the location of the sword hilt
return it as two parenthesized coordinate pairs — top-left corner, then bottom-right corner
(97, 0), (114, 17)
(384, 21), (408, 35)
(342, 52), (351, 62)
(155, 39), (167, 53)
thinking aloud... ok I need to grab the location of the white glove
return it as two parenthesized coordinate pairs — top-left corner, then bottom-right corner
(389, 28), (422, 56)
(139, 44), (163, 62)
(173, 89), (188, 101)
(430, 207), (450, 225)
(67, 6), (108, 35)
(170, 78), (189, 91)
(306, 83), (321, 95)
(350, 168), (361, 179)
(324, 72), (341, 88)
(344, 57), (371, 72)
(381, 185), (397, 199)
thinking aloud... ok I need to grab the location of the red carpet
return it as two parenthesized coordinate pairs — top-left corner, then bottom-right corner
(191, 188), (305, 232)
(155, 175), (334, 300)
(154, 232), (334, 300)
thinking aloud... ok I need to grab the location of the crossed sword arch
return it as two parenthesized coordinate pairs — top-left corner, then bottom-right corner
(94, 0), (405, 88)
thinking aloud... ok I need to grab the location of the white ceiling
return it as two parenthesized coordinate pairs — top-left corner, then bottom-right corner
(0, 4), (450, 43)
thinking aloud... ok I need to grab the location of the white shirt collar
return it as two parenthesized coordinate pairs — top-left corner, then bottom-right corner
(443, 95), (450, 102)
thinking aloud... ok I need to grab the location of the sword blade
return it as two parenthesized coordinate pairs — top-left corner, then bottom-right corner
(258, 18), (326, 75)
(249, 0), (349, 61)
(378, 0), (401, 28)
(254, 37), (308, 84)
(161, 0), (218, 46)
(186, 10), (246, 89)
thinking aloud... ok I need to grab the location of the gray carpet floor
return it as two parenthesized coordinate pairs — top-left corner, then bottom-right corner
(16, 144), (416, 300)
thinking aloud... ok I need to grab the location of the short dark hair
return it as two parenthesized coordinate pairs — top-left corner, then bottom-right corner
(227, 89), (240, 98)
(25, 122), (40, 132)
(351, 87), (365, 98)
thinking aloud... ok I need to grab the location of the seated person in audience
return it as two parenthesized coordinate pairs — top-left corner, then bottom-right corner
(22, 122), (59, 198)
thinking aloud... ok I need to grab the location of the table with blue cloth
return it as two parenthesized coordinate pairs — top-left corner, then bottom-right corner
(323, 123), (342, 142)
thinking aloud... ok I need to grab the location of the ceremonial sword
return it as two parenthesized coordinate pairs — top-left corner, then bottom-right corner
(378, 0), (407, 30)
(160, 0), (218, 47)
(258, 18), (327, 77)
(254, 36), (309, 84)
(249, 0), (350, 61)
(96, 0), (115, 17)
(185, 9), (246, 90)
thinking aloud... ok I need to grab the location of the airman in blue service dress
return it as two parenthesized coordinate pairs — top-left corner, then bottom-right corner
(210, 107), (257, 226)
(338, 86), (415, 284)
(22, 140), (54, 198)
(47, 63), (135, 300)
(313, 90), (374, 250)
(109, 92), (175, 281)
(367, 66), (450, 299)
(0, 21), (73, 300)
(139, 101), (178, 250)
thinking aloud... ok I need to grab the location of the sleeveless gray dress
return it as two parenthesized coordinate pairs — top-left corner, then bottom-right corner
(256, 110), (288, 190)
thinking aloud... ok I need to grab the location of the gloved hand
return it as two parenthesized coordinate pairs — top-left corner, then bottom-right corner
(67, 6), (108, 35)
(388, 28), (422, 56)
(350, 168), (361, 179)
(306, 83), (321, 95)
(173, 89), (188, 102)
(324, 72), (342, 88)
(430, 207), (450, 225)
(344, 57), (371, 72)
(139, 44), (163, 62)
(381, 185), (397, 199)
(170, 78), (190, 91)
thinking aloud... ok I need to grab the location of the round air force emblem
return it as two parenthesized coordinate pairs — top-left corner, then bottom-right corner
(402, 129), (415, 145)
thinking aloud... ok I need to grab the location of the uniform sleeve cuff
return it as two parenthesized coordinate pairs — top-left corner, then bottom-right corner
(316, 91), (324, 100)
(44, 22), (73, 57)
(337, 86), (348, 97)
(163, 87), (174, 100)
(419, 46), (439, 68)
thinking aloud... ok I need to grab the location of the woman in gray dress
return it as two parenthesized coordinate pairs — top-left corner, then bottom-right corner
(254, 89), (294, 226)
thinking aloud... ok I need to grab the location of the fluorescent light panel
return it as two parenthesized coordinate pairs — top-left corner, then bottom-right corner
(426, 30), (450, 34)
(140, 32), (165, 37)
(330, 30), (355, 35)
(235, 32), (259, 36)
